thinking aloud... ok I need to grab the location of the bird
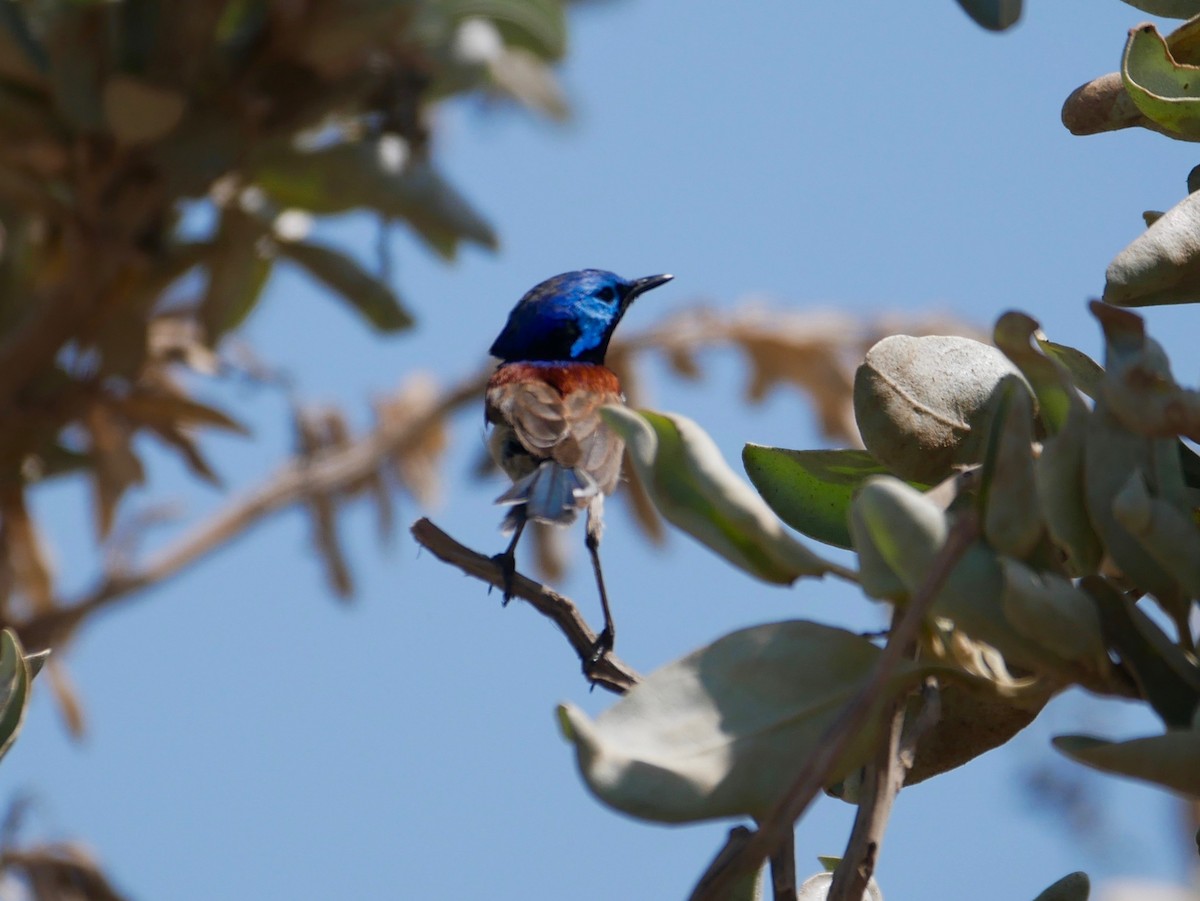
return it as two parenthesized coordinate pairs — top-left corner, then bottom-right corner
(485, 268), (674, 663)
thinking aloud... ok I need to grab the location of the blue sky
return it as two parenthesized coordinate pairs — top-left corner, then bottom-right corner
(4, 2), (1198, 899)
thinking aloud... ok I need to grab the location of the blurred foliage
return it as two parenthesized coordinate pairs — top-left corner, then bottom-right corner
(0, 0), (571, 894)
(0, 0), (580, 646)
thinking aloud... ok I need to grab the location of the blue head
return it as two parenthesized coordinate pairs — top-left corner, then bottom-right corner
(489, 269), (673, 364)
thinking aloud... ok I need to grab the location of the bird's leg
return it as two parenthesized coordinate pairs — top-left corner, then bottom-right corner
(491, 516), (525, 605)
(584, 498), (615, 668)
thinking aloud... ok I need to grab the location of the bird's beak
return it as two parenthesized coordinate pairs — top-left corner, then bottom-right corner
(627, 273), (674, 301)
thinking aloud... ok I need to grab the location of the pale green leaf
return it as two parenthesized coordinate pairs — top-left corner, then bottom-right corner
(1120, 1), (1200, 20)
(0, 629), (31, 762)
(253, 140), (498, 259)
(558, 620), (982, 823)
(601, 407), (842, 584)
(1105, 191), (1200, 306)
(1122, 23), (1200, 138)
(276, 239), (414, 332)
(1053, 731), (1200, 797)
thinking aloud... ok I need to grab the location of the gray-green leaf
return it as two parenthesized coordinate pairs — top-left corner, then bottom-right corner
(742, 446), (894, 550)
(276, 239), (413, 332)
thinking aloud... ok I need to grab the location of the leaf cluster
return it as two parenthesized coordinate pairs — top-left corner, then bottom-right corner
(554, 8), (1200, 887)
(0, 0), (573, 655)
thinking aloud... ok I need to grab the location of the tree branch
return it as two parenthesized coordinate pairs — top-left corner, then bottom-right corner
(9, 369), (491, 652)
(688, 513), (980, 901)
(409, 518), (640, 695)
(826, 610), (931, 901)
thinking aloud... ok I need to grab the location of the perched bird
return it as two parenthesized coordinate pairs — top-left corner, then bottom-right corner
(485, 269), (674, 660)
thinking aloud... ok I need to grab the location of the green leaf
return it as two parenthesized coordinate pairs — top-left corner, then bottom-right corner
(276, 239), (414, 332)
(847, 494), (909, 602)
(1112, 470), (1200, 595)
(994, 312), (1074, 433)
(741, 446), (893, 550)
(1032, 872), (1090, 901)
(1035, 339), (1104, 399)
(1122, 1), (1200, 15)
(1122, 23), (1200, 139)
(1034, 381), (1103, 576)
(103, 75), (186, 144)
(558, 620), (983, 823)
(1053, 731), (1200, 797)
(1000, 559), (1110, 684)
(23, 649), (49, 681)
(44, 5), (107, 132)
(200, 206), (275, 342)
(252, 139), (498, 259)
(955, 0), (1022, 31)
(980, 376), (1043, 559)
(1081, 575), (1200, 728)
(442, 0), (567, 59)
(856, 477), (1075, 679)
(1084, 404), (1184, 603)
(0, 629), (32, 763)
(600, 407), (843, 584)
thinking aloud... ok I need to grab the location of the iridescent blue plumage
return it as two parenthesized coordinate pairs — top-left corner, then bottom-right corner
(485, 268), (674, 667)
(489, 269), (672, 364)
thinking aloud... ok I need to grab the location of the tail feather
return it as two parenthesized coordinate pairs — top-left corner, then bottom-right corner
(495, 461), (598, 531)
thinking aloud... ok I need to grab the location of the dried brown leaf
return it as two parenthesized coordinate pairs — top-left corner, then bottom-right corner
(45, 657), (85, 739)
(292, 406), (355, 598)
(84, 406), (145, 539)
(2, 842), (130, 901)
(143, 422), (221, 485)
(309, 493), (353, 599)
(376, 374), (448, 506)
(619, 451), (665, 545)
(665, 345), (701, 380)
(0, 485), (55, 615)
(116, 386), (248, 435)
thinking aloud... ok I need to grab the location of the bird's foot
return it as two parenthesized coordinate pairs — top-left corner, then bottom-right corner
(489, 551), (517, 605)
(583, 627), (614, 679)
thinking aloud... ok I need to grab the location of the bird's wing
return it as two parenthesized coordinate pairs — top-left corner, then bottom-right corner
(562, 389), (624, 494)
(486, 379), (624, 493)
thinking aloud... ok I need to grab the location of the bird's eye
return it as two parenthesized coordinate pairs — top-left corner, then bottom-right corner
(596, 286), (617, 303)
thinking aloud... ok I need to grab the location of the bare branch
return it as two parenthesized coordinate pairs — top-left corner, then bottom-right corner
(410, 518), (640, 695)
(6, 304), (976, 656)
(826, 612), (933, 901)
(688, 513), (981, 901)
(769, 827), (797, 901)
(9, 369), (491, 651)
(826, 699), (906, 900)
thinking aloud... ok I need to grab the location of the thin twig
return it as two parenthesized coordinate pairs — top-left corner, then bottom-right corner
(826, 701), (905, 900)
(410, 518), (640, 695)
(689, 827), (758, 900)
(6, 304), (965, 652)
(688, 513), (981, 901)
(827, 610), (920, 901)
(769, 826), (797, 901)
